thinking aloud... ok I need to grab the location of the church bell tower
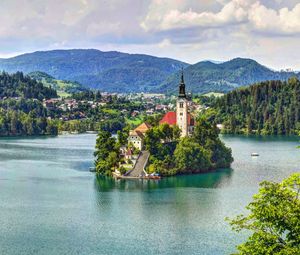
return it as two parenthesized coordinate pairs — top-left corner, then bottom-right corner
(176, 70), (188, 137)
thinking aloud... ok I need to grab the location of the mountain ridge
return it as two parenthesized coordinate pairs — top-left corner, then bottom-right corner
(0, 49), (298, 93)
(159, 57), (298, 94)
(0, 49), (188, 93)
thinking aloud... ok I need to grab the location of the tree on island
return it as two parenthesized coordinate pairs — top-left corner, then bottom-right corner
(94, 130), (120, 175)
(145, 117), (233, 176)
(227, 173), (300, 255)
(174, 137), (212, 173)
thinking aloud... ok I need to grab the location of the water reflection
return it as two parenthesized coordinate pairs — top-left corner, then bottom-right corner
(94, 168), (233, 193)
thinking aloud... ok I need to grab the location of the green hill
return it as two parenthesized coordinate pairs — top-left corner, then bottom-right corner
(159, 58), (298, 94)
(0, 71), (57, 100)
(212, 77), (300, 135)
(0, 49), (188, 92)
(0, 50), (298, 94)
(28, 71), (86, 97)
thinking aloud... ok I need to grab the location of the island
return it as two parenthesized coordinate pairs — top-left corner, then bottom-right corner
(94, 72), (233, 177)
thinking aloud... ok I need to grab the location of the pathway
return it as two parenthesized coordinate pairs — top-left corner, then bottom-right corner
(126, 150), (150, 177)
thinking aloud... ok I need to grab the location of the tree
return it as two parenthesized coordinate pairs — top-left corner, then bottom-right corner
(193, 116), (219, 146)
(213, 78), (300, 135)
(174, 137), (212, 173)
(117, 126), (129, 146)
(227, 173), (300, 255)
(94, 130), (119, 175)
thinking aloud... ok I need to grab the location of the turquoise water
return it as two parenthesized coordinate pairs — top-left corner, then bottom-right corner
(0, 134), (299, 255)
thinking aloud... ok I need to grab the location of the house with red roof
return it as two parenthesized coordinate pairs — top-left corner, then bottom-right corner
(128, 122), (152, 150)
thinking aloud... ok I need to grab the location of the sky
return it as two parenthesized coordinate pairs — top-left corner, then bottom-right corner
(1, 0), (300, 70)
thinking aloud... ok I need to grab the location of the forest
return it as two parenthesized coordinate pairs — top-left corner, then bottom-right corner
(0, 72), (58, 136)
(212, 77), (300, 135)
(0, 71), (57, 99)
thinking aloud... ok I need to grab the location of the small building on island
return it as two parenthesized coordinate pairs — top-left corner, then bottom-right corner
(128, 122), (152, 150)
(160, 71), (195, 137)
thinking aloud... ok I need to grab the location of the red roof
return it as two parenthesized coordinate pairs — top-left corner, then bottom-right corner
(160, 112), (176, 125)
(159, 111), (195, 126)
(134, 122), (152, 133)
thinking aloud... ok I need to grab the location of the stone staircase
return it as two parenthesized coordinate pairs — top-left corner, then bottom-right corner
(126, 151), (150, 177)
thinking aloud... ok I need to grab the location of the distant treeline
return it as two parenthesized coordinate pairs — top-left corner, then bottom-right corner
(213, 77), (300, 135)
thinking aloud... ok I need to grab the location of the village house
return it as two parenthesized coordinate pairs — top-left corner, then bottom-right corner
(128, 122), (152, 150)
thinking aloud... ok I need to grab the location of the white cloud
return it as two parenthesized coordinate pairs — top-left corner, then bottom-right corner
(249, 2), (300, 34)
(0, 0), (300, 70)
(141, 0), (250, 31)
(141, 0), (300, 35)
(158, 38), (171, 48)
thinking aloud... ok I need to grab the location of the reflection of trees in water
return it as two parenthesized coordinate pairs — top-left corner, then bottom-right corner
(94, 168), (233, 193)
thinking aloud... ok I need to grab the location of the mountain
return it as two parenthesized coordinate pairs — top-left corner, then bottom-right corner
(28, 71), (86, 97)
(0, 50), (298, 94)
(158, 58), (299, 94)
(0, 49), (188, 93)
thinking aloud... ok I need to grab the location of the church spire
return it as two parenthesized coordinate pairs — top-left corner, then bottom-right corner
(178, 68), (186, 98)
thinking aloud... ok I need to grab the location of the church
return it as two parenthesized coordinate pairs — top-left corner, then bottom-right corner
(159, 72), (195, 137)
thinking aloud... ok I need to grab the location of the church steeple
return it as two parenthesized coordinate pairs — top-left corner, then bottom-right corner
(178, 69), (186, 98)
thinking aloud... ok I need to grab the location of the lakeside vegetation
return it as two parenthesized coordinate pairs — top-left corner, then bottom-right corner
(0, 72), (58, 136)
(212, 78), (300, 135)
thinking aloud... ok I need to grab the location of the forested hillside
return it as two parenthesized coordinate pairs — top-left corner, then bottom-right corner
(28, 71), (86, 97)
(212, 77), (300, 135)
(0, 72), (58, 136)
(0, 49), (188, 92)
(0, 71), (57, 100)
(159, 58), (298, 94)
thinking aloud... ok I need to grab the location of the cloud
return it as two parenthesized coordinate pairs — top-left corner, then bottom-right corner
(142, 0), (249, 31)
(141, 0), (300, 35)
(0, 0), (300, 70)
(249, 2), (300, 34)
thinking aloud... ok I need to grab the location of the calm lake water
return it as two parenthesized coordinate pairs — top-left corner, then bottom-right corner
(0, 134), (299, 255)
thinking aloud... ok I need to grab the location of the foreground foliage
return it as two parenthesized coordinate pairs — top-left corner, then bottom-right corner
(227, 173), (300, 255)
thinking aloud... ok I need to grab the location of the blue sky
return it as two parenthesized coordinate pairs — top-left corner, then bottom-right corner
(1, 0), (300, 70)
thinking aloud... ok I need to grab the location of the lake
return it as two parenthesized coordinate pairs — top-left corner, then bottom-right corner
(0, 134), (299, 255)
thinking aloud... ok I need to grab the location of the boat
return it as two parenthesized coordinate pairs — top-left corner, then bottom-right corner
(251, 153), (259, 157)
(148, 175), (161, 180)
(89, 167), (96, 172)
